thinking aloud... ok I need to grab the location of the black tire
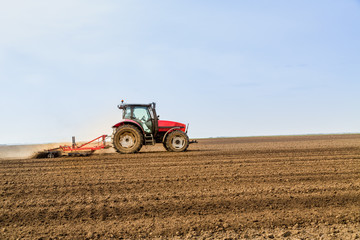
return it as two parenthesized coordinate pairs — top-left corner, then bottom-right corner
(165, 130), (189, 152)
(163, 141), (169, 151)
(112, 124), (143, 154)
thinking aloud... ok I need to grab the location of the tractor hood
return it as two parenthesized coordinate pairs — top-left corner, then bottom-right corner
(158, 120), (186, 132)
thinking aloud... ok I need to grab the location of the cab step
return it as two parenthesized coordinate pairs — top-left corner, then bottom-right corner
(144, 134), (155, 145)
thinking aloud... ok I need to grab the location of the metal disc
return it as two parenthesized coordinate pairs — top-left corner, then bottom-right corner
(120, 134), (135, 148)
(171, 136), (185, 149)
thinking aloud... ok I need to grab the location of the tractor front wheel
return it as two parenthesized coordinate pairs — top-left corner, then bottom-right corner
(165, 130), (189, 152)
(113, 125), (143, 154)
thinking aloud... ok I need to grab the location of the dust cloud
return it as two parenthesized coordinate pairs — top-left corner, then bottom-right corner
(0, 139), (115, 159)
(0, 143), (68, 159)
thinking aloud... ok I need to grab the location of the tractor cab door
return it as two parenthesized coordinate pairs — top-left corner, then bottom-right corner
(131, 106), (154, 134)
(148, 104), (158, 136)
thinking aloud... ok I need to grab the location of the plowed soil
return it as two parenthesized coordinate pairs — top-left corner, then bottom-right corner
(1, 134), (360, 239)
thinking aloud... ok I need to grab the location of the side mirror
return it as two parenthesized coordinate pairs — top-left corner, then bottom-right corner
(157, 115), (160, 119)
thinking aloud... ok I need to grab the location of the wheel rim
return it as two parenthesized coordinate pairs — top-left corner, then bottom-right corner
(171, 136), (185, 149)
(119, 133), (136, 148)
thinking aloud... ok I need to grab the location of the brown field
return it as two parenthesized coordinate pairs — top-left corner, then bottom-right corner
(1, 134), (360, 239)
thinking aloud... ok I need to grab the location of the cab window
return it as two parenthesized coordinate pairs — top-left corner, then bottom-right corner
(133, 107), (150, 122)
(133, 107), (153, 133)
(123, 107), (132, 119)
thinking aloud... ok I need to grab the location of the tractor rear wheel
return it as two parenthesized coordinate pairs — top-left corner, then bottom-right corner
(113, 124), (143, 154)
(165, 130), (189, 152)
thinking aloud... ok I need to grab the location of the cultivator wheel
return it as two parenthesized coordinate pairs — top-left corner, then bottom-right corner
(165, 130), (189, 152)
(33, 151), (62, 159)
(112, 124), (143, 154)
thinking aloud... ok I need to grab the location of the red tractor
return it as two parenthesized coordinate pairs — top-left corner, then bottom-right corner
(34, 101), (196, 158)
(112, 101), (196, 153)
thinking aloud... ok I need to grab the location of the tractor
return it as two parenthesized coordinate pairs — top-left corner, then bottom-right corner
(33, 101), (196, 158)
(112, 101), (196, 153)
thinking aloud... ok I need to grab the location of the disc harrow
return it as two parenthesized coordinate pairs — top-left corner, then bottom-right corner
(34, 135), (109, 158)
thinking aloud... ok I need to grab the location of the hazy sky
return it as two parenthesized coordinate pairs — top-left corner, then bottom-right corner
(0, 0), (359, 144)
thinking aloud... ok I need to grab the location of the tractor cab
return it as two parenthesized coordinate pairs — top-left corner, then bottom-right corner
(118, 102), (158, 134)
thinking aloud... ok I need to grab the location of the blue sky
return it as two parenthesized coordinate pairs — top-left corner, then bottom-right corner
(0, 0), (359, 144)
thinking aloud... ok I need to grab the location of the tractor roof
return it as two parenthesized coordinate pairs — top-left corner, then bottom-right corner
(123, 104), (151, 107)
(118, 102), (156, 109)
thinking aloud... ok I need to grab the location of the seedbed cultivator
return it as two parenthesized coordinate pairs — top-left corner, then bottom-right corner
(34, 135), (109, 158)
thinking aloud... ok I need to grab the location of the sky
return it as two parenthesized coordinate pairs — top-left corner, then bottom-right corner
(0, 0), (359, 144)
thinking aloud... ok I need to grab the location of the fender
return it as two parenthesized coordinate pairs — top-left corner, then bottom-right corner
(162, 127), (182, 143)
(112, 120), (145, 134)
